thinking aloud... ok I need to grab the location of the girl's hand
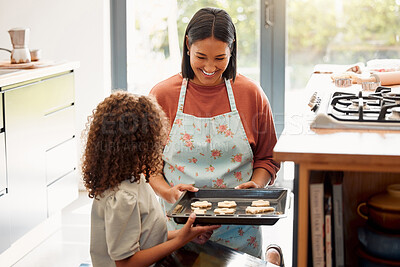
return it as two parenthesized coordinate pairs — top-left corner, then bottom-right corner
(177, 213), (221, 244)
(191, 230), (214, 245)
(165, 184), (199, 203)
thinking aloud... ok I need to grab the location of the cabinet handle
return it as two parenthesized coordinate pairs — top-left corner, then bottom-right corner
(3, 80), (43, 92)
(2, 71), (72, 92)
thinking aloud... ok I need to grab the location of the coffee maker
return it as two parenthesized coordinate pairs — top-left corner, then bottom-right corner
(8, 27), (31, 64)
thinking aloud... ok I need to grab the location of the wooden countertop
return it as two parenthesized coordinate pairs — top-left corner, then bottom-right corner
(0, 61), (79, 88)
(273, 73), (400, 167)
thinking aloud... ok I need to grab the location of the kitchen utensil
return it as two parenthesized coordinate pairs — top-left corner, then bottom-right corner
(357, 184), (400, 232)
(8, 28), (31, 64)
(362, 81), (381, 91)
(334, 78), (352, 87)
(358, 247), (400, 267)
(167, 188), (290, 225)
(358, 225), (400, 261)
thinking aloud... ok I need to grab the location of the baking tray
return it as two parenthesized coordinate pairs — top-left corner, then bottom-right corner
(167, 188), (290, 225)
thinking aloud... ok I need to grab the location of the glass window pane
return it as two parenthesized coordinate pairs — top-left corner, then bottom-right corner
(285, 0), (400, 116)
(128, 0), (260, 95)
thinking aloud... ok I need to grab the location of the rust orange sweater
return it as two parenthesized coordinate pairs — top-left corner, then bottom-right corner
(150, 73), (280, 178)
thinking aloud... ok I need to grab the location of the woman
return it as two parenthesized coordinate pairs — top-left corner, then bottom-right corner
(149, 7), (281, 262)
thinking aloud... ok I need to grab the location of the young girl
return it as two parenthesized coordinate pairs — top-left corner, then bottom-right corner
(81, 91), (220, 267)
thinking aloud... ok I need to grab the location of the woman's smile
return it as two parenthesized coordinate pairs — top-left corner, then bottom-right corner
(201, 69), (216, 76)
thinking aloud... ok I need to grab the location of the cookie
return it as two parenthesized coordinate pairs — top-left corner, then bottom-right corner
(214, 208), (236, 215)
(218, 200), (237, 208)
(192, 208), (207, 215)
(245, 206), (275, 214)
(251, 199), (270, 207)
(191, 201), (212, 209)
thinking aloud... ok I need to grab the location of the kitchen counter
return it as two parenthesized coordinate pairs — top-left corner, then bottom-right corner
(275, 73), (400, 165)
(0, 61), (79, 88)
(273, 72), (400, 266)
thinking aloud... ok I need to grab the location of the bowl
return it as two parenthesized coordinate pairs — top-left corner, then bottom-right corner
(358, 247), (400, 266)
(358, 225), (400, 261)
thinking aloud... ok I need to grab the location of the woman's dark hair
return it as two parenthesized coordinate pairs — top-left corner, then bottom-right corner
(81, 91), (169, 199)
(182, 7), (237, 82)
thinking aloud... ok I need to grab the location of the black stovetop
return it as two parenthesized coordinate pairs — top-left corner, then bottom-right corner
(328, 87), (400, 123)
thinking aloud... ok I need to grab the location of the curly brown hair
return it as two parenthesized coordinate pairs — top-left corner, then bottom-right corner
(81, 91), (169, 199)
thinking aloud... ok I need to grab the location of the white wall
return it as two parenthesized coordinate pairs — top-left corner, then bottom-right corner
(0, 0), (111, 186)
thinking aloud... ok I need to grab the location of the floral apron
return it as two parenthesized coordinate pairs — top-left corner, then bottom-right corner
(161, 78), (262, 257)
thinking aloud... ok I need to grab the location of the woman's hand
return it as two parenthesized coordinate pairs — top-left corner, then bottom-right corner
(176, 213), (220, 244)
(234, 168), (274, 189)
(235, 180), (263, 189)
(165, 184), (199, 203)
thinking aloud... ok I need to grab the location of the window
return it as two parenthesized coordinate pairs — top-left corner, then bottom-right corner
(127, 0), (260, 95)
(285, 0), (400, 127)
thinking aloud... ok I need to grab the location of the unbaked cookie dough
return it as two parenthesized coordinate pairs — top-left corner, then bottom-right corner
(192, 208), (207, 214)
(214, 208), (236, 214)
(191, 200), (212, 209)
(251, 199), (270, 207)
(245, 206), (275, 214)
(217, 200), (237, 208)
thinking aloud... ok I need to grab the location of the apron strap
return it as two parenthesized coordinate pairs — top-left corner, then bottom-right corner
(177, 78), (237, 114)
(177, 78), (188, 114)
(225, 79), (237, 112)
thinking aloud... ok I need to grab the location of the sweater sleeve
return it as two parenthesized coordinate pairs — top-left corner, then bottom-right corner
(234, 76), (280, 178)
(252, 91), (281, 178)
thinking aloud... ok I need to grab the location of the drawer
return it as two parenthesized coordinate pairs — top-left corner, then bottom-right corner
(41, 72), (75, 114)
(44, 105), (75, 150)
(0, 93), (3, 130)
(46, 137), (77, 185)
(0, 134), (6, 192)
(47, 170), (78, 216)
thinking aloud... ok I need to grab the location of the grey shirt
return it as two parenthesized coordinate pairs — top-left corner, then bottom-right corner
(90, 176), (167, 267)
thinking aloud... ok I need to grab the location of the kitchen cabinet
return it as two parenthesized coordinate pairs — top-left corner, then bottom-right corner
(273, 73), (400, 266)
(0, 93), (6, 192)
(2, 70), (78, 245)
(0, 132), (10, 254)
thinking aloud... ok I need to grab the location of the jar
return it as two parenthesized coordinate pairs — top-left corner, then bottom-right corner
(357, 184), (400, 232)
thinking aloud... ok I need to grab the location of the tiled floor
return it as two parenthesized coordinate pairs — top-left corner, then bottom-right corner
(10, 190), (293, 267)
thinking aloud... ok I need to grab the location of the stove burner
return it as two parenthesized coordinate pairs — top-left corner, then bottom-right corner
(328, 87), (400, 123)
(349, 99), (370, 110)
(388, 107), (400, 120)
(382, 93), (400, 104)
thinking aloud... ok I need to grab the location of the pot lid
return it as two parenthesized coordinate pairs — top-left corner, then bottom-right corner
(368, 184), (400, 212)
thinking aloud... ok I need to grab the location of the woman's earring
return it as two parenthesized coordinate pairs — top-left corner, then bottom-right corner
(187, 51), (190, 56)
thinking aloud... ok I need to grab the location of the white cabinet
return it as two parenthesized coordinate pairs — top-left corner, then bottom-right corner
(2, 71), (78, 247)
(0, 132), (10, 254)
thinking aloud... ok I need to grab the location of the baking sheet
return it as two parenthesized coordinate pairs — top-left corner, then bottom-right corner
(167, 188), (290, 225)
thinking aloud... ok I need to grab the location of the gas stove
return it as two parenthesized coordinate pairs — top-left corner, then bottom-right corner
(309, 87), (400, 130)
